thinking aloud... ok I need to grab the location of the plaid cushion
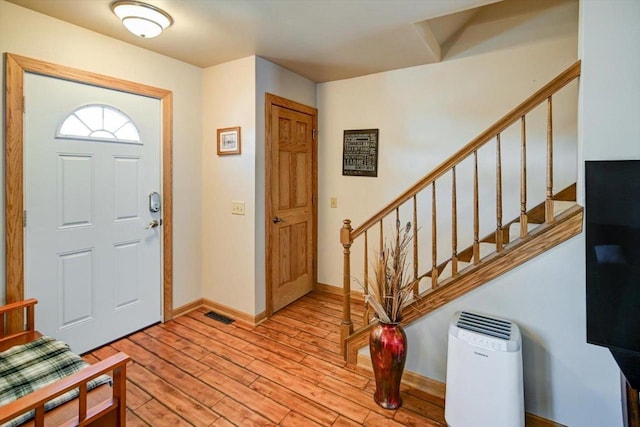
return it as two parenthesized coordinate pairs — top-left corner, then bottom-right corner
(0, 336), (112, 427)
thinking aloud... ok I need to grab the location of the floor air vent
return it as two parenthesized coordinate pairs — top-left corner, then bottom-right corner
(205, 311), (234, 324)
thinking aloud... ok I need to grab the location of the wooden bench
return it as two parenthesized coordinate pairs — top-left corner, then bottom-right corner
(0, 299), (130, 426)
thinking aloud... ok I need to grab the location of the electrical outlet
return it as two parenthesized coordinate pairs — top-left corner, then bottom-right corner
(330, 197), (337, 208)
(231, 201), (245, 215)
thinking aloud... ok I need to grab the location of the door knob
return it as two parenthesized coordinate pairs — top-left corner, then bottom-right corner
(273, 216), (286, 224)
(145, 219), (159, 229)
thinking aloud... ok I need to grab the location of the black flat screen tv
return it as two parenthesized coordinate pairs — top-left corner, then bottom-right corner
(585, 160), (640, 389)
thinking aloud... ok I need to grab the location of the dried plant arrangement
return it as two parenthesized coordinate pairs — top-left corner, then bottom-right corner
(363, 220), (418, 324)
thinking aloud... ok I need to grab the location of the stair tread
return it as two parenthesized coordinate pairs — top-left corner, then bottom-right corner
(554, 200), (576, 215)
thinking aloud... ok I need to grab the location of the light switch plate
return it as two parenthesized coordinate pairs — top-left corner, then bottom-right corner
(330, 197), (337, 208)
(231, 201), (245, 215)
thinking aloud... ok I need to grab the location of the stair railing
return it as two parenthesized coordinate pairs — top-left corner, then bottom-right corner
(339, 61), (581, 358)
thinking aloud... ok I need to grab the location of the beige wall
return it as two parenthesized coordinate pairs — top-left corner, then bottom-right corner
(201, 56), (315, 316)
(0, 0), (203, 309)
(201, 57), (257, 314)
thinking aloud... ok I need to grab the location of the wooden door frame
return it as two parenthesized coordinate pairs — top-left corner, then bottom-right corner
(4, 53), (174, 325)
(264, 93), (318, 316)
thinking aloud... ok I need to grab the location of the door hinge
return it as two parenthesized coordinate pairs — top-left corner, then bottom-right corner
(23, 210), (27, 227)
(312, 129), (318, 141)
(22, 96), (25, 114)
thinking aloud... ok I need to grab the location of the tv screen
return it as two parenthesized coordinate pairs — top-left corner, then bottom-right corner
(585, 160), (640, 387)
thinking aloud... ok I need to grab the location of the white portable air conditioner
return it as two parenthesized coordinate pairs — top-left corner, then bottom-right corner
(445, 311), (524, 427)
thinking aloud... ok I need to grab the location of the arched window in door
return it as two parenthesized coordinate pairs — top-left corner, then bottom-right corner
(57, 104), (141, 143)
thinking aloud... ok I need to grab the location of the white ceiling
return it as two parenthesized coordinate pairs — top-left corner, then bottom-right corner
(6, 0), (502, 82)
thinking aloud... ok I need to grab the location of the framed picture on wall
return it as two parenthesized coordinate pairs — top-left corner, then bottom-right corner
(217, 126), (241, 155)
(342, 128), (379, 177)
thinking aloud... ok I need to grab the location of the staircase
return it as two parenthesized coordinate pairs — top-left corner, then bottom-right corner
(339, 61), (582, 363)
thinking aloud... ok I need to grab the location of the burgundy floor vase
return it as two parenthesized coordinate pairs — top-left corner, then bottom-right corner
(369, 321), (407, 409)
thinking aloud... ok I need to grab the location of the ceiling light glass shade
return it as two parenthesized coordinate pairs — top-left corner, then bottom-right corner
(111, 1), (173, 38)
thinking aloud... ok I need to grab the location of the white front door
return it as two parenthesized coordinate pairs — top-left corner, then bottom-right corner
(24, 73), (162, 354)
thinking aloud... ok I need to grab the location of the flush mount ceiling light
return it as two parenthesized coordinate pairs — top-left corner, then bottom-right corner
(111, 1), (173, 39)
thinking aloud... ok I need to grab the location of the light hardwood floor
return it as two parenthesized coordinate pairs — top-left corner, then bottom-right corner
(84, 291), (446, 426)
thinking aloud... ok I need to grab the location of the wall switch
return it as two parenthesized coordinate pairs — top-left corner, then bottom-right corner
(330, 197), (338, 208)
(231, 201), (245, 215)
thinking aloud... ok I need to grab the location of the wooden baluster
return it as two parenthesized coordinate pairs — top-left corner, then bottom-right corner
(431, 182), (438, 289)
(473, 151), (480, 264)
(395, 207), (400, 250)
(545, 96), (554, 223)
(413, 195), (419, 296)
(495, 134), (504, 252)
(340, 219), (353, 358)
(520, 115), (528, 238)
(363, 231), (369, 324)
(451, 166), (458, 276)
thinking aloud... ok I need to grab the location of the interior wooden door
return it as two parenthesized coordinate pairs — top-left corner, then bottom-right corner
(266, 94), (318, 314)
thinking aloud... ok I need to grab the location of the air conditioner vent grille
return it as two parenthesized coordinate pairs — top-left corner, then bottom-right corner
(457, 311), (512, 340)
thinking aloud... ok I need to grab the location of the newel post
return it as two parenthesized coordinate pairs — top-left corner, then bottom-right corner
(340, 219), (354, 358)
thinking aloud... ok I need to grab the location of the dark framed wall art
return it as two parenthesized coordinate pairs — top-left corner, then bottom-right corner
(342, 128), (379, 177)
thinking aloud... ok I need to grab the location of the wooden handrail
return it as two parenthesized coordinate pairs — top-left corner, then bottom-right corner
(350, 60), (580, 240)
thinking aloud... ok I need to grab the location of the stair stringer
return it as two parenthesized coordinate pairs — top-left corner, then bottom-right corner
(344, 204), (583, 364)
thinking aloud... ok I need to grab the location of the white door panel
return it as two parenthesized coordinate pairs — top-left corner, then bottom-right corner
(24, 73), (162, 353)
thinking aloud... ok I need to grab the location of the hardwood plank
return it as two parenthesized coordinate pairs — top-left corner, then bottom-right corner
(241, 344), (324, 384)
(280, 411), (324, 427)
(246, 358), (370, 424)
(91, 345), (120, 361)
(126, 379), (152, 410)
(333, 415), (366, 427)
(134, 399), (193, 427)
(118, 341), (226, 408)
(128, 331), (209, 376)
(254, 325), (345, 364)
(363, 411), (407, 426)
(82, 354), (100, 364)
(317, 375), (394, 417)
(126, 408), (150, 427)
(198, 369), (290, 423)
(398, 392), (446, 423)
(127, 364), (220, 427)
(199, 352), (259, 386)
(267, 313), (332, 339)
(289, 330), (343, 358)
(159, 321), (255, 366)
(143, 325), (210, 360)
(188, 311), (311, 364)
(247, 317), (299, 338)
(211, 396), (277, 426)
(393, 409), (444, 426)
(210, 416), (236, 427)
(301, 355), (369, 389)
(249, 376), (339, 426)
(174, 313), (250, 350)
